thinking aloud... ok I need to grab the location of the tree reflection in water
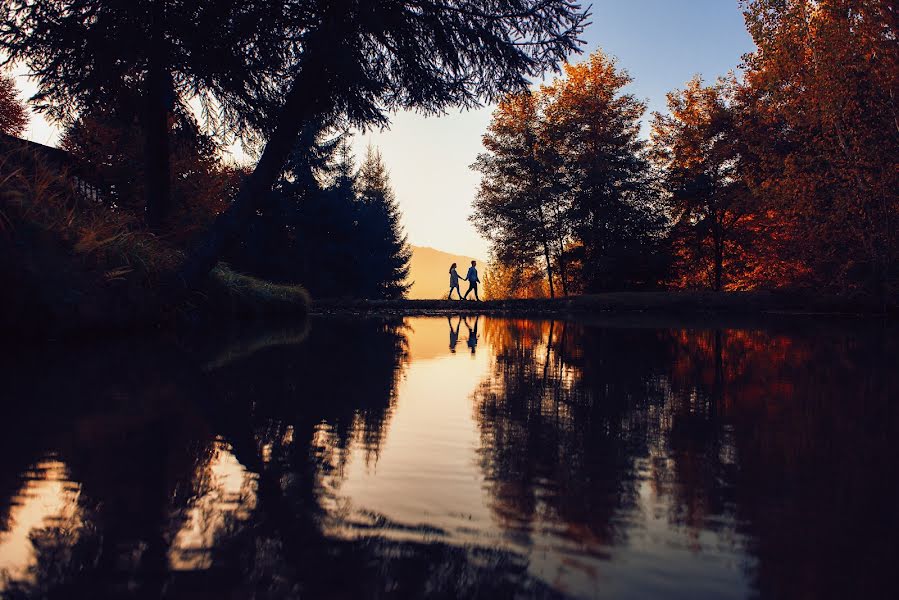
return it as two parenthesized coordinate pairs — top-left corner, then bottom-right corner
(0, 316), (896, 599)
(1, 318), (564, 599)
(474, 318), (899, 599)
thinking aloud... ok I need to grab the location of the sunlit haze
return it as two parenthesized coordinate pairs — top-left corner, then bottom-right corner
(14, 0), (754, 260)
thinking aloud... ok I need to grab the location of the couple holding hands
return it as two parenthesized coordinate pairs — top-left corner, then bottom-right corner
(448, 261), (480, 301)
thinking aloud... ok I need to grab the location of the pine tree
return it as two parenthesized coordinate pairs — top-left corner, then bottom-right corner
(317, 136), (364, 296)
(356, 146), (411, 299)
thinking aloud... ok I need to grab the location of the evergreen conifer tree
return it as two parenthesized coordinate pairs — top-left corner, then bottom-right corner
(356, 146), (412, 299)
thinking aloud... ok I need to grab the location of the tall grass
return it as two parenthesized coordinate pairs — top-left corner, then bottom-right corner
(0, 143), (308, 334)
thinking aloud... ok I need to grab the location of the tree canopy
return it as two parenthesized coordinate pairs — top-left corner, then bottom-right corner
(650, 76), (753, 291)
(2, 0), (588, 273)
(738, 0), (899, 295)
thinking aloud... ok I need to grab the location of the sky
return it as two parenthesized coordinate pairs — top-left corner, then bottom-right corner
(15, 0), (756, 260)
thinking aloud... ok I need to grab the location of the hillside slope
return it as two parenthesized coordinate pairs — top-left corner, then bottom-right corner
(406, 246), (484, 299)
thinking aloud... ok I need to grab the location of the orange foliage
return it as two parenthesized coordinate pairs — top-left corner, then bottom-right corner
(651, 77), (760, 291)
(482, 259), (553, 299)
(740, 0), (899, 295)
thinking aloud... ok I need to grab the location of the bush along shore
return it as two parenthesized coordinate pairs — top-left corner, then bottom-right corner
(1, 138), (309, 338)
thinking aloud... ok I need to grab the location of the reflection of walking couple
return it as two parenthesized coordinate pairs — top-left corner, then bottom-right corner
(448, 261), (480, 301)
(448, 315), (479, 354)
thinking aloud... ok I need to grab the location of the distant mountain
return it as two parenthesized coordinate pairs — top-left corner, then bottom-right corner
(406, 245), (484, 300)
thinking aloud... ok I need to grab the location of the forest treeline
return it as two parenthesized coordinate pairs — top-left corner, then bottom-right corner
(474, 1), (898, 300)
(2, 81), (410, 299)
(0, 0), (587, 328)
(0, 1), (895, 323)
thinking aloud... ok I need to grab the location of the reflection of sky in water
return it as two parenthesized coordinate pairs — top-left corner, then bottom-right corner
(323, 318), (750, 598)
(169, 440), (258, 571)
(0, 460), (82, 585)
(332, 328), (495, 541)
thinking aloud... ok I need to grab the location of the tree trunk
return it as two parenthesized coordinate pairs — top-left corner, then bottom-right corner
(556, 236), (568, 296)
(144, 65), (171, 230)
(177, 78), (323, 285)
(711, 212), (724, 292)
(144, 1), (172, 231)
(536, 202), (555, 298)
(542, 239), (555, 299)
(713, 236), (723, 292)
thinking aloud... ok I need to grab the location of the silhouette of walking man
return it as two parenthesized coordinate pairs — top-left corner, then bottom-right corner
(463, 260), (480, 301)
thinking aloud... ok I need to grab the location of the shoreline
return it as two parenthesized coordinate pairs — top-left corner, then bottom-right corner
(310, 291), (897, 318)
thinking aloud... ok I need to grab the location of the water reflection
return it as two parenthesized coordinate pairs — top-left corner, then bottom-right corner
(474, 318), (899, 598)
(443, 315), (459, 355)
(0, 316), (896, 599)
(464, 315), (480, 355)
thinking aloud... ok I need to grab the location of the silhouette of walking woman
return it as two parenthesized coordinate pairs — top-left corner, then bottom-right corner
(448, 263), (464, 300)
(464, 315), (479, 354)
(448, 315), (461, 352)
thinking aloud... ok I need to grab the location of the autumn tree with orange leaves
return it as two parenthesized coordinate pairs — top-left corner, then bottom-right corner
(472, 51), (665, 298)
(0, 74), (27, 136)
(544, 52), (665, 293)
(650, 76), (754, 291)
(471, 91), (568, 298)
(739, 0), (899, 297)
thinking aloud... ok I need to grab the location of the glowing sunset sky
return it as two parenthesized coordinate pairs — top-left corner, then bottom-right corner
(352, 1), (755, 259)
(16, 0), (754, 260)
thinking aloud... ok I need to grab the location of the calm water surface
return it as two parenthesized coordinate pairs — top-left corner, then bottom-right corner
(1, 315), (897, 599)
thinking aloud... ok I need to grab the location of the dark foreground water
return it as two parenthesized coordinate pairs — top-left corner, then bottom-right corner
(1, 315), (897, 599)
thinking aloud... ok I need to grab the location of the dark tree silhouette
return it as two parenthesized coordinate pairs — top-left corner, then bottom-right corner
(173, 0), (588, 286)
(0, 1), (290, 229)
(0, 74), (27, 136)
(650, 76), (752, 291)
(223, 127), (357, 295)
(356, 145), (411, 299)
(224, 132), (410, 299)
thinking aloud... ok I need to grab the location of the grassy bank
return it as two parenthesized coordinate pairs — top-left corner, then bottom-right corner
(0, 137), (309, 336)
(312, 291), (896, 317)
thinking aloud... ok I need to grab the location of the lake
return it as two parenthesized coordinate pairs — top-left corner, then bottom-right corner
(1, 315), (897, 599)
